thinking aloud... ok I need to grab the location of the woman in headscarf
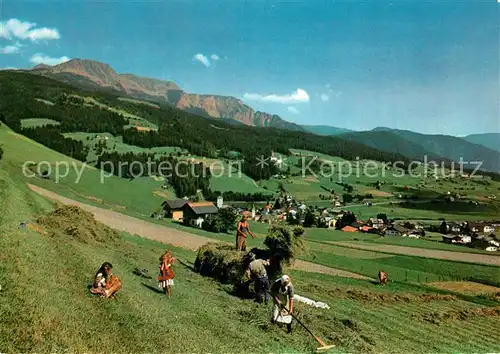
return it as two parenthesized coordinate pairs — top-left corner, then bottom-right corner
(378, 270), (388, 285)
(270, 274), (295, 333)
(158, 250), (176, 297)
(236, 215), (255, 251)
(90, 262), (121, 298)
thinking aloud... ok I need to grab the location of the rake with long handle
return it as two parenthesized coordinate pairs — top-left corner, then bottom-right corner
(271, 294), (335, 352)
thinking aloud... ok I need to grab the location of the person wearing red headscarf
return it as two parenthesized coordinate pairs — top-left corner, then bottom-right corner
(158, 250), (176, 297)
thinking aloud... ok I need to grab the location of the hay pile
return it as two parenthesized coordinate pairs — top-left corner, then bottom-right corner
(194, 226), (307, 291)
(37, 205), (119, 243)
(194, 243), (246, 284)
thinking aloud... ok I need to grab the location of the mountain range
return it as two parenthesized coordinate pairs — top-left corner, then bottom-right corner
(31, 59), (303, 131)
(26, 59), (500, 172)
(463, 133), (500, 153)
(341, 128), (500, 173)
(301, 125), (353, 136)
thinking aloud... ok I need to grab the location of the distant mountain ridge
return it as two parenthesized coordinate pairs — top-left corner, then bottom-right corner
(340, 131), (446, 161)
(29, 59), (303, 131)
(463, 133), (500, 153)
(363, 127), (500, 172)
(301, 125), (353, 135)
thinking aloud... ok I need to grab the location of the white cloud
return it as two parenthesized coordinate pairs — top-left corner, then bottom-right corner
(30, 53), (70, 66)
(193, 53), (210, 67)
(320, 94), (330, 102)
(0, 18), (60, 41)
(27, 27), (60, 41)
(243, 88), (310, 104)
(211, 54), (219, 61)
(287, 106), (300, 114)
(0, 42), (22, 54)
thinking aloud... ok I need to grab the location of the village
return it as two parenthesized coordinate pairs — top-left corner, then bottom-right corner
(156, 190), (500, 253)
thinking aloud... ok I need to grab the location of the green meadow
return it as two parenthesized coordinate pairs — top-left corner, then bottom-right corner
(2, 122), (500, 352)
(21, 118), (60, 128)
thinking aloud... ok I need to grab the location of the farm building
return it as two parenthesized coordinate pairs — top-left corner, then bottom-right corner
(368, 218), (384, 229)
(470, 223), (496, 234)
(351, 221), (365, 229)
(182, 202), (219, 228)
(161, 199), (188, 221)
(324, 217), (337, 229)
(341, 225), (358, 233)
(442, 235), (472, 245)
(360, 225), (375, 233)
(448, 222), (463, 234)
(407, 228), (426, 238)
(383, 225), (409, 236)
(470, 235), (500, 250)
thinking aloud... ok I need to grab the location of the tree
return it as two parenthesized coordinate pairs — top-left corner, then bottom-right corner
(217, 207), (238, 233)
(202, 208), (238, 233)
(377, 213), (388, 224)
(342, 193), (353, 204)
(440, 221), (448, 234)
(0, 145), (3, 161)
(287, 212), (299, 225)
(336, 211), (357, 229)
(303, 209), (316, 228)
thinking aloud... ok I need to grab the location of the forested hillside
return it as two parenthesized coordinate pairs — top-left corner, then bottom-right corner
(0, 71), (412, 182)
(340, 131), (449, 161)
(371, 127), (500, 173)
(464, 133), (500, 153)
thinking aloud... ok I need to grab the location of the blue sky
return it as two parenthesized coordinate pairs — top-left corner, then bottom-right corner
(1, 0), (498, 135)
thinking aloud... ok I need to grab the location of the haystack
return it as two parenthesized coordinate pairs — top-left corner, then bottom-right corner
(37, 205), (119, 243)
(194, 225), (307, 294)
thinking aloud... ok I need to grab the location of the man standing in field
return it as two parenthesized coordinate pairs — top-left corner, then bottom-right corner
(378, 270), (388, 285)
(246, 258), (271, 304)
(270, 274), (295, 334)
(236, 216), (255, 251)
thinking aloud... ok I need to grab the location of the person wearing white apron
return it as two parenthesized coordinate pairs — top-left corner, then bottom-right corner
(270, 274), (295, 333)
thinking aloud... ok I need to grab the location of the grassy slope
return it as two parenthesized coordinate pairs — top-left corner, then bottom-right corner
(21, 118), (60, 128)
(0, 125), (173, 214)
(64, 132), (181, 162)
(2, 142), (500, 353)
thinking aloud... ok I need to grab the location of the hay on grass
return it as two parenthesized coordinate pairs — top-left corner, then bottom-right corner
(37, 205), (119, 243)
(194, 226), (307, 293)
(307, 283), (457, 304)
(420, 306), (500, 325)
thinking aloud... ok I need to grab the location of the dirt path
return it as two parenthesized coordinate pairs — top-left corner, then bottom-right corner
(331, 241), (500, 267)
(289, 260), (370, 279)
(27, 184), (371, 280)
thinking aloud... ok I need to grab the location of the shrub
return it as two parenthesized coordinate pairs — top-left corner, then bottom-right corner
(0, 145), (3, 161)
